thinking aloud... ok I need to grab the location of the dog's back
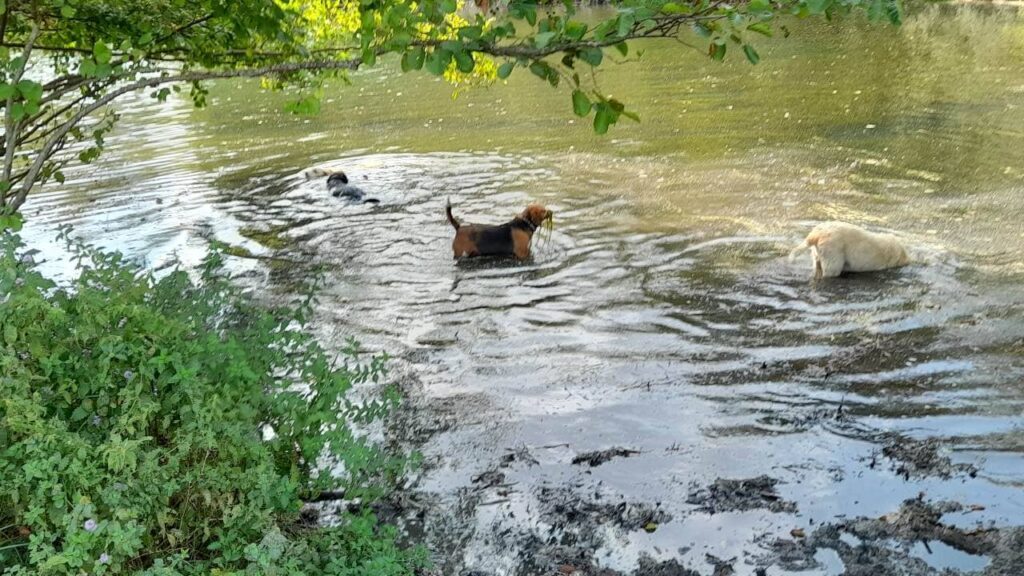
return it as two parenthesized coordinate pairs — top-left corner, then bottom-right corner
(793, 221), (909, 278)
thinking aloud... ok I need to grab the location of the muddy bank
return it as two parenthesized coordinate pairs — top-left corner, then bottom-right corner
(760, 497), (1023, 576)
(381, 363), (1022, 576)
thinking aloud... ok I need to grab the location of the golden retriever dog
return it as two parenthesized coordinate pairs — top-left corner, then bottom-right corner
(790, 221), (910, 279)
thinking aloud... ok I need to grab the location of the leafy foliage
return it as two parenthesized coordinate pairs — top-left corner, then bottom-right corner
(0, 0), (902, 216)
(0, 229), (425, 575)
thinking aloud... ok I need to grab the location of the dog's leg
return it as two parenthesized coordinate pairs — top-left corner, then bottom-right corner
(817, 245), (845, 278)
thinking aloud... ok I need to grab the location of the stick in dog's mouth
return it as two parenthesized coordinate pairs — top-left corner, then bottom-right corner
(536, 214), (554, 248)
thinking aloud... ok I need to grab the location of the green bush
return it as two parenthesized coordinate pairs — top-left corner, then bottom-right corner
(0, 228), (425, 575)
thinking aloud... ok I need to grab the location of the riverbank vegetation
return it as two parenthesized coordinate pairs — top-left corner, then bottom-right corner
(0, 229), (425, 575)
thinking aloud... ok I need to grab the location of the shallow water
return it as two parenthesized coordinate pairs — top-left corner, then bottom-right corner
(19, 3), (1024, 574)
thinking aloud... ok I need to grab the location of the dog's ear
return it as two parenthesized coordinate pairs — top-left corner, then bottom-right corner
(327, 172), (349, 186)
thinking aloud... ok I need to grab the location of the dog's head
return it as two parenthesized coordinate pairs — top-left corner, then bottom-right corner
(520, 204), (553, 229)
(326, 171), (349, 187)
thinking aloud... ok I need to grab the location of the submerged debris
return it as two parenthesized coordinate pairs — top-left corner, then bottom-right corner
(472, 469), (506, 489)
(758, 497), (1024, 576)
(571, 447), (641, 467)
(704, 554), (736, 576)
(536, 485), (672, 533)
(686, 476), (797, 514)
(499, 445), (540, 468)
(879, 436), (979, 480)
(524, 548), (700, 576)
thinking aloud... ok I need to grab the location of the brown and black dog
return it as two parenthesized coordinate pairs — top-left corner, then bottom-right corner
(445, 199), (553, 260)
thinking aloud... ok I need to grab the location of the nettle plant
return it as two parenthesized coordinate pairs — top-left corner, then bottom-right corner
(0, 0), (901, 222)
(0, 230), (423, 574)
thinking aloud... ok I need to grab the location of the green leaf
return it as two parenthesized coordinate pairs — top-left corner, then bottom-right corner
(661, 2), (692, 14)
(747, 22), (773, 37)
(885, 0), (902, 25)
(80, 59), (96, 77)
(425, 49), (452, 75)
(71, 405), (89, 422)
(617, 13), (635, 37)
(10, 102), (24, 121)
(579, 47), (603, 66)
(529, 60), (551, 80)
(410, 46), (426, 70)
(454, 50), (474, 73)
(614, 42), (629, 57)
(0, 83), (13, 100)
(93, 40), (112, 65)
(525, 6), (537, 26)
(571, 90), (591, 117)
(0, 212), (22, 232)
(284, 95), (321, 116)
(497, 61), (514, 79)
(16, 80), (42, 103)
(867, 0), (884, 20)
(458, 26), (482, 40)
(749, 0), (771, 12)
(593, 102), (618, 134)
(362, 47), (376, 67)
(709, 42), (727, 61)
(402, 47), (425, 72)
(806, 0), (833, 15)
(743, 44), (760, 64)
(60, 4), (75, 17)
(565, 21), (588, 40)
(534, 31), (557, 48)
(693, 23), (712, 37)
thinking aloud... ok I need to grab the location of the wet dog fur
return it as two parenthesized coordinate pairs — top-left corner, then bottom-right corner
(790, 221), (910, 279)
(303, 167), (379, 204)
(446, 200), (552, 261)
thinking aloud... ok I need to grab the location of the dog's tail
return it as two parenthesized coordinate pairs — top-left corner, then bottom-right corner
(303, 167), (336, 180)
(788, 240), (811, 263)
(445, 198), (460, 230)
(788, 232), (822, 262)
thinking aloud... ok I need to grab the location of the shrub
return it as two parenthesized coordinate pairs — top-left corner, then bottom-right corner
(0, 228), (425, 575)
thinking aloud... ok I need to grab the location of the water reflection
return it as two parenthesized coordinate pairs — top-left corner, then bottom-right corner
(18, 4), (1024, 573)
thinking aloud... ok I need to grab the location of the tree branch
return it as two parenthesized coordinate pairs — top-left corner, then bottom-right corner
(5, 7), (729, 211)
(152, 13), (216, 46)
(0, 3), (9, 45)
(2, 21), (41, 209)
(11, 56), (364, 210)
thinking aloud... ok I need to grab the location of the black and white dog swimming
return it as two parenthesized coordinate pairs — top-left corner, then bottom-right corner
(303, 167), (379, 204)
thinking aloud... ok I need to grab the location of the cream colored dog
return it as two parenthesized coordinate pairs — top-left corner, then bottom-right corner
(790, 221), (910, 279)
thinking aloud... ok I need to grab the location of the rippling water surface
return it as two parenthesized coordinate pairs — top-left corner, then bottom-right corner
(20, 4), (1024, 574)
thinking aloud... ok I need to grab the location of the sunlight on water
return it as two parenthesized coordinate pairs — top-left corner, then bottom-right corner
(18, 3), (1024, 573)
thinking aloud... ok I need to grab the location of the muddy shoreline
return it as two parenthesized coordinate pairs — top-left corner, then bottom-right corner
(363, 366), (1024, 576)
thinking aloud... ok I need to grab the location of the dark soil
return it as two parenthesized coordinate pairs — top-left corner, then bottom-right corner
(686, 476), (798, 514)
(878, 435), (979, 480)
(571, 447), (641, 467)
(758, 497), (1024, 575)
